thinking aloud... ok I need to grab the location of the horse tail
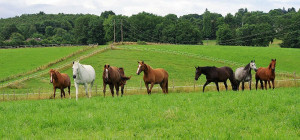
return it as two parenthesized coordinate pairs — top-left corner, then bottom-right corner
(166, 79), (168, 93)
(227, 67), (237, 90)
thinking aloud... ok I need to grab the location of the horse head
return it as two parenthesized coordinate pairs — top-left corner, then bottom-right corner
(194, 66), (202, 81)
(49, 69), (57, 83)
(269, 59), (276, 72)
(250, 60), (258, 72)
(103, 64), (110, 82)
(136, 61), (147, 75)
(72, 61), (80, 79)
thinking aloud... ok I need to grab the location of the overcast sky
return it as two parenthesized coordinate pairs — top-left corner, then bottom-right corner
(0, 0), (299, 18)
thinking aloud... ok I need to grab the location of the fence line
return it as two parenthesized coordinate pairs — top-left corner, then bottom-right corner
(1, 78), (299, 99)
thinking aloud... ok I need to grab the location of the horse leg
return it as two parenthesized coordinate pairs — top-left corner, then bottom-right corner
(203, 81), (210, 92)
(160, 83), (165, 93)
(61, 89), (65, 98)
(242, 82), (245, 91)
(121, 85), (124, 97)
(268, 81), (271, 89)
(75, 82), (79, 100)
(84, 83), (89, 98)
(115, 84), (120, 96)
(103, 83), (106, 97)
(255, 79), (258, 90)
(109, 84), (114, 97)
(272, 80), (275, 89)
(89, 81), (94, 98)
(237, 81), (240, 91)
(260, 80), (264, 90)
(215, 82), (219, 92)
(165, 80), (168, 93)
(145, 83), (150, 94)
(264, 80), (268, 90)
(68, 86), (71, 99)
(224, 81), (228, 91)
(249, 80), (252, 90)
(53, 87), (56, 99)
(149, 83), (154, 94)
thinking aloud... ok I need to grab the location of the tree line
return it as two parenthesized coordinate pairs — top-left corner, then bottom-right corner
(0, 8), (299, 48)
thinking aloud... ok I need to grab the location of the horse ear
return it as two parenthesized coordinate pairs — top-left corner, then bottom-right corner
(142, 61), (144, 64)
(104, 65), (106, 68)
(73, 61), (74, 64)
(137, 61), (139, 63)
(275, 59), (276, 61)
(195, 66), (197, 69)
(108, 65), (110, 68)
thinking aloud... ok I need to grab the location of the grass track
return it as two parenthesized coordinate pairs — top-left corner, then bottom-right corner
(0, 87), (299, 139)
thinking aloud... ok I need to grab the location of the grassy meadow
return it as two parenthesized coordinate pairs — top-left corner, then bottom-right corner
(0, 87), (299, 139)
(0, 46), (84, 79)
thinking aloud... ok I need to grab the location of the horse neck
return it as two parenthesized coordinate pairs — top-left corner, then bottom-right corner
(143, 64), (153, 76)
(54, 71), (62, 82)
(244, 63), (251, 72)
(77, 64), (85, 79)
(200, 67), (210, 75)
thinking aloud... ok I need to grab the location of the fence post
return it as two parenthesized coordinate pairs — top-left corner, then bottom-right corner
(294, 72), (296, 86)
(194, 81), (196, 92)
(14, 90), (16, 100)
(96, 84), (97, 96)
(140, 80), (142, 90)
(172, 79), (174, 92)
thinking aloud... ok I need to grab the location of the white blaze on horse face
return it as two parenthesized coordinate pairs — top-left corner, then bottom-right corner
(105, 68), (109, 79)
(50, 73), (53, 83)
(72, 62), (79, 77)
(136, 64), (141, 74)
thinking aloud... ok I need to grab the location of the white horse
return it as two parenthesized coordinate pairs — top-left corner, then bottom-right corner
(235, 60), (257, 90)
(72, 61), (95, 100)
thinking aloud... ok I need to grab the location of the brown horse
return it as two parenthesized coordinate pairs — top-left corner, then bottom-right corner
(103, 64), (131, 97)
(49, 69), (71, 99)
(195, 66), (237, 92)
(255, 59), (276, 90)
(136, 61), (169, 94)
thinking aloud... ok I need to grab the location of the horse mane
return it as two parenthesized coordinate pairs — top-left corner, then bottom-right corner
(244, 63), (250, 70)
(144, 63), (152, 72)
(200, 66), (216, 74)
(268, 62), (272, 69)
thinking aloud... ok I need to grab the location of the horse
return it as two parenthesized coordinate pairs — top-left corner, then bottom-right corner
(194, 66), (237, 92)
(136, 61), (169, 94)
(49, 69), (71, 99)
(234, 60), (257, 91)
(255, 59), (276, 90)
(103, 64), (131, 97)
(72, 61), (96, 100)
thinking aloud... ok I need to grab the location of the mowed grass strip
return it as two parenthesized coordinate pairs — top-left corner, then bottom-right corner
(0, 87), (298, 139)
(0, 46), (84, 79)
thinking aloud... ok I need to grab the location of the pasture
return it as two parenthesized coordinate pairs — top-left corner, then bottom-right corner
(1, 43), (299, 96)
(0, 87), (299, 139)
(0, 46), (84, 80)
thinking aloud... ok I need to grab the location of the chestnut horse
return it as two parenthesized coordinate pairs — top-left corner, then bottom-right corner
(255, 59), (276, 90)
(195, 66), (237, 92)
(49, 69), (71, 99)
(103, 64), (131, 97)
(136, 61), (169, 94)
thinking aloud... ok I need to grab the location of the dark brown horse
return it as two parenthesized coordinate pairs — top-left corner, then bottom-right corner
(136, 61), (169, 94)
(255, 59), (276, 90)
(49, 69), (71, 99)
(103, 64), (131, 97)
(194, 66), (237, 92)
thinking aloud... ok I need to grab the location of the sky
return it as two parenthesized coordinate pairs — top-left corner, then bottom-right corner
(0, 0), (299, 18)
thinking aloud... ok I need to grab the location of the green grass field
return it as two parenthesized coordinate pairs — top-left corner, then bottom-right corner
(0, 46), (84, 79)
(2, 43), (300, 94)
(0, 87), (299, 139)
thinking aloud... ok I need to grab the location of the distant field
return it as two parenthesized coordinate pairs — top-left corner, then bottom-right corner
(0, 46), (83, 79)
(0, 87), (298, 139)
(2, 44), (300, 94)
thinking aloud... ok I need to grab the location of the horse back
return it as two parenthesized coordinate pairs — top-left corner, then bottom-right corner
(216, 67), (234, 81)
(256, 67), (275, 80)
(60, 73), (71, 87)
(145, 68), (168, 83)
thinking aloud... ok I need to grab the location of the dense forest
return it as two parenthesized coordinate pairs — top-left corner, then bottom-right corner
(0, 8), (299, 48)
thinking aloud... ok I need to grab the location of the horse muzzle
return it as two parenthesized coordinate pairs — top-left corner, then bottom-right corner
(136, 72), (140, 75)
(73, 75), (76, 79)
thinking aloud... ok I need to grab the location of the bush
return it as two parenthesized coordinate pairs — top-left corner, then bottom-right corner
(137, 40), (147, 45)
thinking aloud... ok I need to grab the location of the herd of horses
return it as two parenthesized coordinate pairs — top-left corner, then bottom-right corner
(49, 59), (276, 100)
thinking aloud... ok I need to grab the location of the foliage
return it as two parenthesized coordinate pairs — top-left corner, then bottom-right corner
(216, 24), (236, 45)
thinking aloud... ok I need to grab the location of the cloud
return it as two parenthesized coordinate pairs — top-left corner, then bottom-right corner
(0, 0), (299, 18)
